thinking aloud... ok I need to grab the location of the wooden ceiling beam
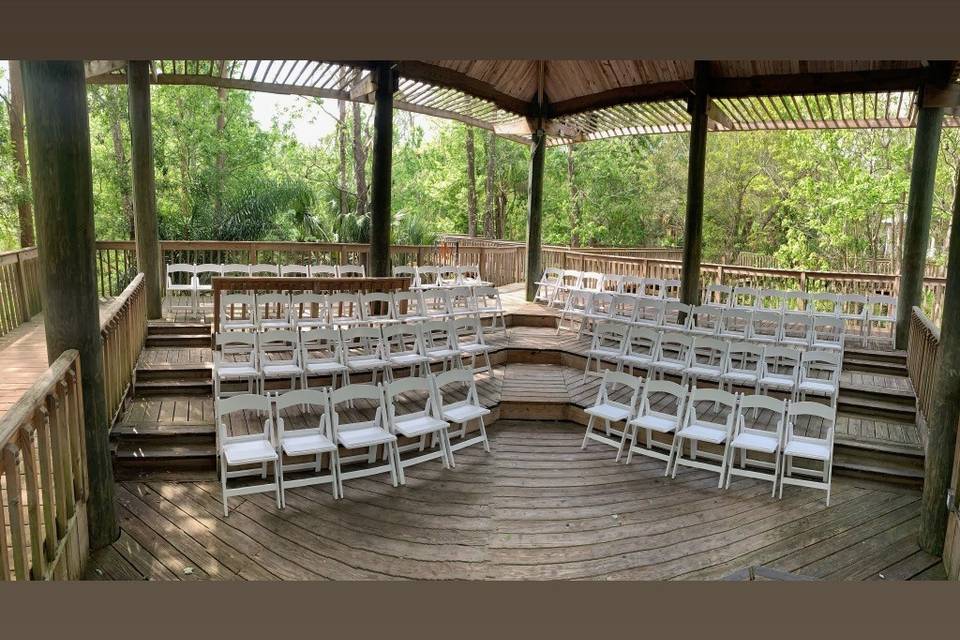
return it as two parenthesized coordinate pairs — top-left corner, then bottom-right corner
(548, 80), (691, 118)
(394, 61), (534, 117)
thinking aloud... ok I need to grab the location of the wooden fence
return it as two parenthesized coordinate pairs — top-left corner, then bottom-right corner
(0, 248), (42, 339)
(100, 274), (148, 427)
(0, 350), (89, 580)
(907, 306), (940, 424)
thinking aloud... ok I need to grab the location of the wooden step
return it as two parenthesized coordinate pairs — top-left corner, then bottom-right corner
(134, 379), (212, 396)
(838, 381), (916, 404)
(842, 357), (908, 376)
(111, 421), (215, 438)
(146, 334), (211, 348)
(838, 395), (916, 422)
(136, 364), (212, 381)
(148, 321), (210, 336)
(113, 441), (216, 480)
(833, 444), (924, 487)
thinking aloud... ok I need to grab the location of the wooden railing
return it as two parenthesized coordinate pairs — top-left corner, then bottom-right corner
(100, 274), (147, 426)
(0, 350), (89, 580)
(907, 306), (940, 424)
(0, 248), (42, 338)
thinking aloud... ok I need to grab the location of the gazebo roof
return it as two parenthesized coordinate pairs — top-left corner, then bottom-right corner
(85, 59), (960, 144)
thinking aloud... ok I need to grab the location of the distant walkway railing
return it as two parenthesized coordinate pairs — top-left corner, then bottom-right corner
(0, 350), (88, 580)
(0, 248), (42, 339)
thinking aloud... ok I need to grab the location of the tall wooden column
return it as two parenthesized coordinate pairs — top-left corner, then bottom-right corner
(369, 62), (394, 278)
(524, 126), (546, 302)
(680, 61), (710, 306)
(920, 164), (960, 555)
(896, 106), (944, 350)
(21, 61), (118, 549)
(127, 61), (163, 319)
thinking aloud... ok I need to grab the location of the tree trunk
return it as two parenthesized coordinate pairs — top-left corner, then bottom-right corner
(465, 126), (478, 236)
(338, 94), (348, 216)
(104, 88), (134, 239)
(352, 101), (368, 215)
(496, 189), (507, 239)
(214, 86), (227, 218)
(484, 131), (497, 239)
(7, 61), (34, 248)
(567, 143), (581, 247)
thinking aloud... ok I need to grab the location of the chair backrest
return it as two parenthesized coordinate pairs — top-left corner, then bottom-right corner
(601, 274), (623, 293)
(195, 263), (223, 283)
(591, 322), (628, 354)
(838, 293), (867, 317)
(384, 376), (441, 430)
(394, 290), (428, 319)
(256, 292), (293, 325)
(250, 264), (279, 277)
(732, 287), (760, 309)
(310, 264), (338, 278)
(736, 394), (786, 440)
(216, 393), (273, 445)
(868, 294), (897, 320)
(786, 400), (836, 444)
(720, 308), (752, 335)
(393, 265), (417, 279)
(474, 286), (502, 310)
(690, 305), (721, 333)
(360, 292), (394, 321)
(458, 265), (482, 281)
(280, 264), (310, 277)
(620, 276), (645, 295)
(691, 336), (728, 370)
(540, 267), (563, 283)
(657, 332), (694, 366)
(587, 291), (615, 317)
(662, 279), (682, 301)
(291, 292), (328, 324)
(327, 384), (386, 438)
(634, 298), (665, 325)
(808, 292), (839, 316)
(437, 266), (460, 286)
(422, 288), (452, 314)
(662, 301), (692, 330)
(221, 263), (251, 277)
(338, 264), (366, 278)
(761, 346), (802, 380)
(382, 322), (425, 358)
(783, 291), (809, 312)
(220, 292), (256, 325)
(639, 379), (687, 421)
(258, 329), (301, 365)
(448, 286), (476, 313)
(452, 316), (486, 347)
(560, 270), (583, 289)
(328, 292), (361, 321)
(563, 288), (593, 312)
(579, 272), (603, 292)
(610, 294), (638, 323)
(340, 326), (385, 364)
(685, 387), (738, 430)
(750, 310), (783, 339)
(812, 315), (844, 348)
(433, 368), (482, 408)
(625, 325), (660, 358)
(800, 350), (842, 385)
(781, 312), (813, 342)
(166, 263), (195, 286)
(421, 320), (456, 351)
(215, 331), (258, 367)
(300, 327), (343, 365)
(274, 389), (330, 441)
(416, 265), (439, 286)
(724, 341), (764, 375)
(704, 284), (732, 307)
(757, 289), (786, 311)
(593, 370), (642, 411)
(643, 278), (665, 299)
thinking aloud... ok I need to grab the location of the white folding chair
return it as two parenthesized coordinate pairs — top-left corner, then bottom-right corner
(811, 315), (845, 352)
(300, 328), (348, 391)
(617, 325), (660, 379)
(458, 265), (489, 287)
(291, 292), (329, 329)
(360, 292), (396, 326)
(341, 326), (391, 384)
(783, 291), (809, 313)
(259, 330), (304, 395)
(719, 308), (752, 340)
(280, 264), (310, 278)
(620, 379), (687, 470)
(219, 292), (257, 332)
(250, 263), (279, 277)
(437, 266), (460, 287)
(689, 305), (721, 336)
(724, 394), (787, 495)
(165, 263), (196, 316)
(583, 291), (615, 337)
(256, 292), (294, 331)
(780, 401), (836, 505)
(662, 279), (681, 301)
(684, 336), (727, 388)
(310, 264), (338, 278)
(583, 321), (628, 382)
(421, 320), (464, 371)
(452, 317), (493, 373)
(422, 288), (453, 320)
(415, 265), (440, 289)
(575, 271), (603, 294)
(797, 350), (841, 409)
(838, 293), (868, 338)
(194, 263), (223, 318)
(662, 301), (692, 332)
(392, 265), (418, 285)
(328, 292), (363, 327)
(609, 294), (639, 325)
(780, 312), (813, 348)
(750, 310), (783, 345)
(704, 284), (733, 309)
(433, 368), (491, 453)
(556, 288), (592, 335)
(393, 290), (431, 323)
(633, 298), (665, 328)
(384, 376), (453, 483)
(649, 332), (694, 381)
(473, 286), (507, 334)
(668, 387), (738, 486)
(214, 332), (260, 399)
(619, 275), (645, 296)
(808, 292), (840, 318)
(643, 278), (665, 299)
(600, 274), (624, 294)
(327, 384), (400, 495)
(447, 286), (477, 319)
(720, 341), (763, 393)
(732, 287), (760, 309)
(217, 394), (281, 516)
(382, 322), (430, 377)
(337, 264), (366, 278)
(222, 263), (252, 277)
(534, 267), (564, 304)
(274, 389), (340, 504)
(552, 269), (583, 307)
(757, 346), (801, 398)
(757, 288), (786, 312)
(580, 370), (642, 453)
(866, 294), (897, 344)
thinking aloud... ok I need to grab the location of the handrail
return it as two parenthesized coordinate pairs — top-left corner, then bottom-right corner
(907, 305), (940, 423)
(100, 274), (147, 426)
(0, 350), (88, 580)
(0, 247), (43, 338)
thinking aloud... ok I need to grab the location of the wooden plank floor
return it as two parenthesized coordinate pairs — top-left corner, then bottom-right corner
(85, 419), (943, 581)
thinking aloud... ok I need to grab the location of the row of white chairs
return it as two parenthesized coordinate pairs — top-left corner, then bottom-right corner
(562, 295), (847, 352)
(214, 319), (494, 399)
(392, 265), (490, 289)
(165, 262), (367, 315)
(584, 324), (842, 408)
(218, 287), (507, 334)
(583, 371), (836, 504)
(536, 269), (681, 305)
(217, 373), (491, 515)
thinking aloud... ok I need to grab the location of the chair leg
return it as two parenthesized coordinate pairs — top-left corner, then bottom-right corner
(390, 442), (404, 486)
(718, 443), (731, 489)
(479, 416), (490, 453)
(581, 415), (595, 450)
(220, 455), (230, 517)
(275, 459), (283, 509)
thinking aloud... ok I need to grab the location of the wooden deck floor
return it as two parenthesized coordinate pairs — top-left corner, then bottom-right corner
(85, 419), (943, 581)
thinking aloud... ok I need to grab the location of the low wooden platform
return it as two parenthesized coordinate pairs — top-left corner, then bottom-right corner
(86, 419), (944, 581)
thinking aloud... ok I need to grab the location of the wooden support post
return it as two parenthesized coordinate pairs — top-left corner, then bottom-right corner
(8, 61), (35, 249)
(524, 127), (546, 301)
(896, 105), (944, 350)
(21, 61), (118, 549)
(127, 61), (163, 319)
(680, 61), (710, 306)
(369, 62), (395, 278)
(919, 164), (960, 556)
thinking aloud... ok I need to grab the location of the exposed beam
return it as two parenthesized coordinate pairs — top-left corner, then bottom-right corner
(706, 99), (734, 130)
(348, 73), (377, 102)
(84, 59), (125, 79)
(921, 83), (960, 108)
(394, 61), (533, 117)
(548, 80), (691, 118)
(494, 117), (534, 137)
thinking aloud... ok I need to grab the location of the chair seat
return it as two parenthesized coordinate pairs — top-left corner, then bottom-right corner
(619, 354), (653, 367)
(588, 347), (621, 359)
(730, 432), (779, 454)
(721, 371), (758, 385)
(394, 416), (449, 438)
(799, 380), (837, 395)
(677, 423), (727, 444)
(654, 361), (686, 373)
(397, 314), (430, 323)
(305, 361), (347, 375)
(167, 284), (194, 291)
(784, 439), (831, 461)
(585, 402), (630, 422)
(223, 439), (278, 466)
(630, 413), (676, 433)
(759, 375), (795, 389)
(282, 432), (337, 456)
(296, 318), (328, 328)
(347, 358), (389, 371)
(426, 348), (459, 360)
(389, 353), (428, 366)
(263, 363), (303, 377)
(686, 366), (721, 379)
(442, 403), (490, 424)
(222, 321), (256, 331)
(337, 426), (396, 449)
(215, 365), (258, 379)
(196, 284), (213, 292)
(260, 320), (292, 330)
(811, 341), (842, 350)
(459, 343), (491, 355)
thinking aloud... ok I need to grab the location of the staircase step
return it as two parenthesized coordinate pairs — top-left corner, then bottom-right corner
(112, 421), (215, 438)
(838, 394), (916, 421)
(148, 321), (210, 336)
(136, 364), (212, 381)
(135, 379), (212, 396)
(842, 357), (908, 376)
(146, 334), (211, 348)
(833, 446), (924, 487)
(844, 346), (907, 365)
(838, 381), (915, 404)
(113, 441), (216, 479)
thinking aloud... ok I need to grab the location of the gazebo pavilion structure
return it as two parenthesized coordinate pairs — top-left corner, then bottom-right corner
(10, 59), (960, 579)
